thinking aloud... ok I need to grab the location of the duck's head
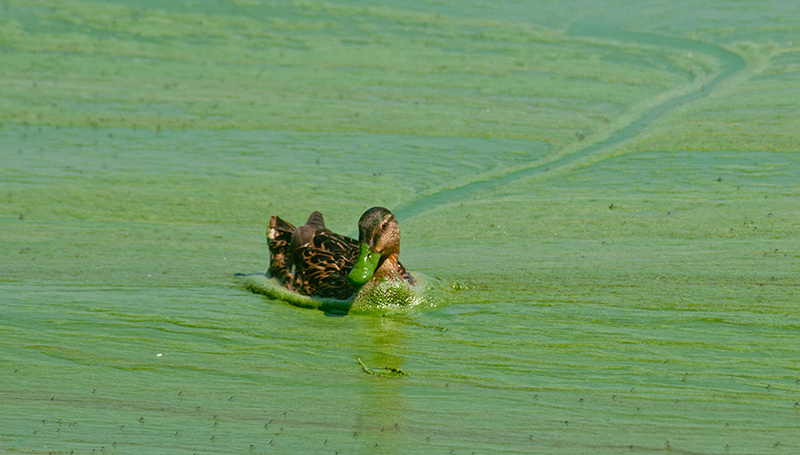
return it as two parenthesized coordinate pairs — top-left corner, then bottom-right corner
(347, 207), (400, 288)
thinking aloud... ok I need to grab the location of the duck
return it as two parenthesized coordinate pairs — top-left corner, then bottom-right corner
(267, 207), (415, 300)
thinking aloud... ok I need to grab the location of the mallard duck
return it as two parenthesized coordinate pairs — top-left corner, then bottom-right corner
(267, 207), (415, 300)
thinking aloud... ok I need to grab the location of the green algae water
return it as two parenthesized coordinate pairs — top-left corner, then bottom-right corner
(2, 1), (800, 454)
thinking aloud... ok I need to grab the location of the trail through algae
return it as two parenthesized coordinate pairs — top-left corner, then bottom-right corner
(395, 10), (748, 220)
(2, 1), (800, 454)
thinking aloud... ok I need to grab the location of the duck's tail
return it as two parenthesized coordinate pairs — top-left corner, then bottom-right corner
(267, 216), (296, 285)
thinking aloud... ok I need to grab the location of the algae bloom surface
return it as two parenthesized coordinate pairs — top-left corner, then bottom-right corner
(2, 1), (800, 454)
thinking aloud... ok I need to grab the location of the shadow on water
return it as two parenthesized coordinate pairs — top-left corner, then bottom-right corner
(394, 22), (746, 222)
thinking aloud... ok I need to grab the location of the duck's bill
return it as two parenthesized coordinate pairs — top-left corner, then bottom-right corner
(347, 243), (382, 288)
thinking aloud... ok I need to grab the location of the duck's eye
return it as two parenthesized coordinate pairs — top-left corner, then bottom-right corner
(380, 221), (388, 230)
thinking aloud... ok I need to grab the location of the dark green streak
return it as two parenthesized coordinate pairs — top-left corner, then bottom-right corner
(395, 26), (746, 221)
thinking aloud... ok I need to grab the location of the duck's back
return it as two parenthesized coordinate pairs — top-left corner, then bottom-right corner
(271, 211), (360, 299)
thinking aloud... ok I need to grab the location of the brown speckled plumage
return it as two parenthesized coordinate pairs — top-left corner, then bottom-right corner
(267, 208), (414, 300)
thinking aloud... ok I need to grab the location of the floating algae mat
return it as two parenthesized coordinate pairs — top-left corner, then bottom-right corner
(2, 1), (800, 454)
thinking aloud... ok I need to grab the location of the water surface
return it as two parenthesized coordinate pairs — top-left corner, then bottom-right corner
(2, 1), (800, 454)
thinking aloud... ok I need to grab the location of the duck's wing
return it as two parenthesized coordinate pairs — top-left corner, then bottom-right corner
(267, 216), (296, 285)
(291, 246), (356, 299)
(291, 229), (360, 299)
(315, 230), (360, 268)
